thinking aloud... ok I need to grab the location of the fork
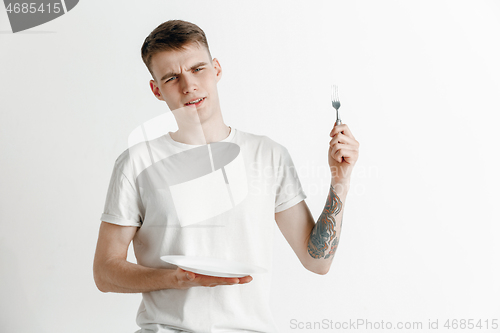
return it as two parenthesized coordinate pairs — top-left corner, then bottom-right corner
(331, 84), (342, 126)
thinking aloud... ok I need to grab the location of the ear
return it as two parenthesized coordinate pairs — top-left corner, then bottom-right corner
(150, 79), (164, 101)
(212, 58), (222, 82)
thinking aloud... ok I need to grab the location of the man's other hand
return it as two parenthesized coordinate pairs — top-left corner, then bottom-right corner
(175, 268), (253, 289)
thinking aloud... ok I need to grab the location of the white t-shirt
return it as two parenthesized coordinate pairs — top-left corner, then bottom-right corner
(100, 128), (307, 333)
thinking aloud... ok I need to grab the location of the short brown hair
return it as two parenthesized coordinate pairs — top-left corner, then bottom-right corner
(141, 20), (211, 81)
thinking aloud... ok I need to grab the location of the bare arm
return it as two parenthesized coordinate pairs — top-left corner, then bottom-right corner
(93, 221), (252, 293)
(307, 182), (346, 262)
(275, 123), (358, 275)
(275, 181), (347, 275)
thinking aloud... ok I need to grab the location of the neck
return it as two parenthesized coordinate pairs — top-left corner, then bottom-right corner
(170, 112), (231, 145)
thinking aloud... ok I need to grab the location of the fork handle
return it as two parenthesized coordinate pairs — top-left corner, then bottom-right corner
(335, 118), (344, 162)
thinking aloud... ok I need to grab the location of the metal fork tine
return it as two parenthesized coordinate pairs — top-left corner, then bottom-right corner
(331, 84), (342, 125)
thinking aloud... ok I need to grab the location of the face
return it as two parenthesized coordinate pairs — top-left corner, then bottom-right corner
(149, 43), (222, 124)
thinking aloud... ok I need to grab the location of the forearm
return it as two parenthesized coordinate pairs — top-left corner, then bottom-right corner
(306, 179), (349, 272)
(94, 258), (178, 293)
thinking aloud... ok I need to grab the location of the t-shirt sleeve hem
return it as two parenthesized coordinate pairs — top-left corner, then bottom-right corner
(100, 213), (142, 227)
(275, 192), (307, 213)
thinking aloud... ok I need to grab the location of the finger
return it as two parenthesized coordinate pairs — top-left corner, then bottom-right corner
(197, 275), (239, 286)
(238, 275), (253, 284)
(331, 145), (356, 158)
(329, 133), (358, 147)
(331, 148), (359, 164)
(330, 123), (347, 136)
(223, 277), (241, 284)
(330, 124), (355, 140)
(329, 140), (359, 155)
(205, 277), (238, 287)
(330, 142), (359, 156)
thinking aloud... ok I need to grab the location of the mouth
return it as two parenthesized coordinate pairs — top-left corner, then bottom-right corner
(184, 97), (206, 107)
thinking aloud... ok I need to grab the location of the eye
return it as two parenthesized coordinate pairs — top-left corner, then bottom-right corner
(194, 67), (204, 72)
(165, 76), (176, 83)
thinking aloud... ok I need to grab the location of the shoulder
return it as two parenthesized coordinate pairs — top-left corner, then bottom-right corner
(234, 129), (288, 153)
(111, 138), (161, 177)
(234, 129), (294, 170)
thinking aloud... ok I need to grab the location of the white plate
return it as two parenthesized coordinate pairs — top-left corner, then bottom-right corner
(160, 255), (267, 278)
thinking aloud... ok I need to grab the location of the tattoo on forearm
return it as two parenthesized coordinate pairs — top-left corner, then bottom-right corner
(308, 185), (343, 259)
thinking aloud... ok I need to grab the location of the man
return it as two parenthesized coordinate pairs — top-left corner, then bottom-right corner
(93, 20), (359, 332)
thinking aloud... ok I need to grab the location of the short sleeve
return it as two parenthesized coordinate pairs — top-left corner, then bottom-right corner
(100, 150), (144, 227)
(274, 146), (307, 213)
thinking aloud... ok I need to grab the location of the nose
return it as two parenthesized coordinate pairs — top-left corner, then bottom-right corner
(180, 73), (197, 94)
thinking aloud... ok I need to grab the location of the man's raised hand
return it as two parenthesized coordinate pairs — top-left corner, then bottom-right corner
(329, 123), (360, 185)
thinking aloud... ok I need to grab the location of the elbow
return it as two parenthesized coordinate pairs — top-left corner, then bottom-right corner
(93, 273), (109, 293)
(94, 279), (110, 293)
(303, 262), (331, 275)
(93, 263), (110, 293)
(312, 266), (330, 276)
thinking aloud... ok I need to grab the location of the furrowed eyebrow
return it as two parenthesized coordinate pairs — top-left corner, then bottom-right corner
(190, 62), (208, 70)
(160, 71), (178, 82)
(160, 62), (208, 82)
